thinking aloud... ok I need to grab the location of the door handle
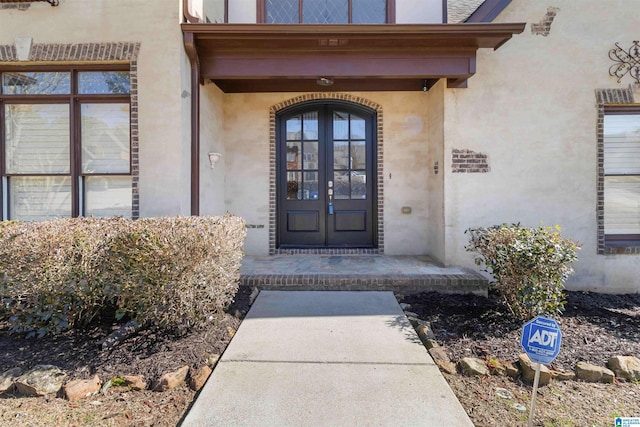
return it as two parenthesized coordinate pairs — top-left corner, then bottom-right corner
(328, 181), (334, 214)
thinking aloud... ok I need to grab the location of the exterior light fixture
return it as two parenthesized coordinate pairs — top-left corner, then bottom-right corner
(316, 77), (334, 87)
(208, 152), (222, 169)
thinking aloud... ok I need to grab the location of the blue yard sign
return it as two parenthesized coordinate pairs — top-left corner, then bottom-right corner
(520, 316), (562, 365)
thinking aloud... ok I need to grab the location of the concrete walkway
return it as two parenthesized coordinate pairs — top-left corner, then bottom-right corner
(181, 291), (473, 426)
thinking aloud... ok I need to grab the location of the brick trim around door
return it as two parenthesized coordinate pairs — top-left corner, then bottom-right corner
(269, 93), (384, 255)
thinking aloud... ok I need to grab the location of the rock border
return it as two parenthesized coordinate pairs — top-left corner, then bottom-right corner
(403, 305), (640, 385)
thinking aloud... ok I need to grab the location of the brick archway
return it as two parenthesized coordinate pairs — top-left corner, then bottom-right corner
(269, 93), (384, 254)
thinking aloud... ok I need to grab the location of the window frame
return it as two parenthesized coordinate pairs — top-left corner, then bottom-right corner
(257, 0), (396, 24)
(602, 105), (640, 246)
(0, 64), (132, 221)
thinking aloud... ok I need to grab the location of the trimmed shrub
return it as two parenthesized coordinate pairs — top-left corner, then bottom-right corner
(0, 215), (246, 337)
(466, 224), (580, 320)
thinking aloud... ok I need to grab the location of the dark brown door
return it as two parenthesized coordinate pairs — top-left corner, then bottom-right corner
(277, 103), (376, 248)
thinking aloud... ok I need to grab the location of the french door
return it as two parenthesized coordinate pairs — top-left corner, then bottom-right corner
(277, 102), (376, 248)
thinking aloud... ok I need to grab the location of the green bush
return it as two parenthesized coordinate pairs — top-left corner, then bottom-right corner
(466, 224), (580, 320)
(0, 215), (246, 337)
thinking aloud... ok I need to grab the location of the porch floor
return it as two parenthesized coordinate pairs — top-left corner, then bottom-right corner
(240, 255), (488, 295)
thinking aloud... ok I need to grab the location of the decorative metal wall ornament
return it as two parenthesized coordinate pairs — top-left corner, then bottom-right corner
(0, 0), (58, 4)
(609, 41), (640, 84)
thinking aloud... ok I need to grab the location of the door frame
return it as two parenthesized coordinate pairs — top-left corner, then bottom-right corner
(269, 94), (384, 254)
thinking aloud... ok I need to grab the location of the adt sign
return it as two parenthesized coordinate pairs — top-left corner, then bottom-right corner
(521, 316), (562, 365)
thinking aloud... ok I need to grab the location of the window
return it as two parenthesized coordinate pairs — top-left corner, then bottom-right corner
(603, 107), (640, 243)
(260, 0), (393, 24)
(1, 68), (132, 221)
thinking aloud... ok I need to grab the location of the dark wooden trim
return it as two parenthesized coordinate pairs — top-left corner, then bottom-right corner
(182, 23), (525, 52)
(604, 105), (640, 114)
(214, 78), (439, 93)
(183, 32), (201, 216)
(606, 235), (640, 241)
(183, 0), (200, 23)
(387, 0), (396, 24)
(447, 78), (468, 88)
(182, 22), (524, 92)
(0, 64), (130, 72)
(0, 94), (4, 220)
(70, 70), (79, 217)
(256, 0), (265, 23)
(224, 0), (228, 23)
(442, 0), (448, 23)
(203, 51), (476, 79)
(465, 0), (512, 23)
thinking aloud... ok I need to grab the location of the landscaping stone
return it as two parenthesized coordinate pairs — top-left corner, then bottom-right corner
(123, 375), (147, 391)
(249, 287), (260, 305)
(504, 362), (520, 379)
(518, 354), (552, 386)
(486, 359), (506, 376)
(399, 303), (411, 311)
(64, 375), (101, 401)
(207, 353), (221, 368)
(153, 365), (189, 392)
(14, 365), (67, 396)
(403, 311), (419, 318)
(407, 317), (428, 328)
(189, 366), (212, 391)
(0, 367), (23, 393)
(459, 357), (488, 377)
(428, 347), (457, 375)
(607, 356), (640, 381)
(575, 361), (614, 383)
(550, 370), (575, 381)
(415, 324), (437, 348)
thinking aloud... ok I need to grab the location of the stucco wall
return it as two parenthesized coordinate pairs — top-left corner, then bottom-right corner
(0, 0), (192, 217)
(426, 80), (446, 264)
(200, 82), (226, 215)
(443, 0), (640, 292)
(220, 92), (431, 256)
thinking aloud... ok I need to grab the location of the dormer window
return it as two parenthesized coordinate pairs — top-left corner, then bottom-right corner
(260, 0), (394, 24)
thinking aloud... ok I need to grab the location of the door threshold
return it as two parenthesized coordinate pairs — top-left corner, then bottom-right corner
(274, 248), (380, 255)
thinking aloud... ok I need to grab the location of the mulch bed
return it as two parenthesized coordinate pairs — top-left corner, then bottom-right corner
(0, 286), (253, 383)
(400, 290), (640, 372)
(0, 287), (639, 426)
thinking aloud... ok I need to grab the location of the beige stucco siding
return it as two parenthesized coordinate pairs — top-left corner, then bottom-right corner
(0, 0), (191, 217)
(199, 82), (226, 215)
(443, 0), (640, 292)
(426, 80), (446, 264)
(216, 92), (431, 256)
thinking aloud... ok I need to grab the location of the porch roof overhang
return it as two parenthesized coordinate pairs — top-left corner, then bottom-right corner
(181, 23), (525, 93)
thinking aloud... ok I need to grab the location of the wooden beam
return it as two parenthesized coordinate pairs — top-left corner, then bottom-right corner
(213, 78), (440, 93)
(200, 51), (476, 80)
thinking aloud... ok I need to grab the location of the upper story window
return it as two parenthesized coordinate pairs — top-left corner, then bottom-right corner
(261, 0), (394, 24)
(1, 68), (132, 221)
(603, 107), (640, 243)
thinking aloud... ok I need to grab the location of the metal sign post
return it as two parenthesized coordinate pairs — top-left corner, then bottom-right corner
(520, 316), (562, 427)
(528, 363), (541, 427)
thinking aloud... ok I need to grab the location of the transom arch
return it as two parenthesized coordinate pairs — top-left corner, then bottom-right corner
(268, 93), (384, 254)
